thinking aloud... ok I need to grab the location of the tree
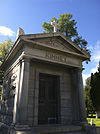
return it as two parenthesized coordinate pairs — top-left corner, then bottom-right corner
(0, 39), (13, 99)
(84, 77), (95, 112)
(0, 39), (13, 63)
(42, 13), (90, 53)
(90, 62), (100, 113)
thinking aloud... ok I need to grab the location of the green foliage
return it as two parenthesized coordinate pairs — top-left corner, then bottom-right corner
(0, 39), (13, 64)
(58, 13), (78, 38)
(73, 36), (90, 53)
(84, 77), (95, 112)
(0, 39), (13, 99)
(87, 118), (100, 127)
(42, 22), (53, 33)
(90, 63), (100, 111)
(85, 62), (100, 113)
(42, 13), (89, 53)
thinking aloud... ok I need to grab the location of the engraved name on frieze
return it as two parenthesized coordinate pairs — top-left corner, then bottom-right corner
(45, 52), (68, 63)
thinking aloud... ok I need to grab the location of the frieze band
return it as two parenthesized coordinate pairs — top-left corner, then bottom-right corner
(45, 52), (68, 63)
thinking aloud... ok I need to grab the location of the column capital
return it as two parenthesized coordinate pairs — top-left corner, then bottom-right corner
(79, 67), (85, 72)
(21, 57), (30, 63)
(75, 67), (84, 73)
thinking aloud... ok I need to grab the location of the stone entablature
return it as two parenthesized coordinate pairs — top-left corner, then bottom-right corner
(24, 46), (82, 68)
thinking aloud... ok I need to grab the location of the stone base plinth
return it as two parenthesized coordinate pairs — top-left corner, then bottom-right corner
(0, 123), (97, 134)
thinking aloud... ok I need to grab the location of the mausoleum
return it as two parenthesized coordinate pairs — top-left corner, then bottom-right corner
(0, 29), (96, 134)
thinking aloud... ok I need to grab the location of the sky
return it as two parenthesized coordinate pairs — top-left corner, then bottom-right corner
(0, 0), (100, 85)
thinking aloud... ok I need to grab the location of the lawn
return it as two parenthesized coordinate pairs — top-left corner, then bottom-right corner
(87, 118), (100, 127)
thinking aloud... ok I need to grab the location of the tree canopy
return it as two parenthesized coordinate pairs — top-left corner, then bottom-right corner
(90, 62), (100, 111)
(84, 77), (95, 112)
(0, 39), (13, 64)
(84, 62), (100, 114)
(42, 13), (90, 53)
(0, 39), (13, 99)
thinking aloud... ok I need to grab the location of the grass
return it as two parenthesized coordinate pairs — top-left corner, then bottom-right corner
(87, 118), (100, 127)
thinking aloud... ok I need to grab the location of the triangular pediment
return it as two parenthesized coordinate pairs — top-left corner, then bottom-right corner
(21, 32), (90, 60)
(32, 37), (77, 53)
(1, 32), (90, 71)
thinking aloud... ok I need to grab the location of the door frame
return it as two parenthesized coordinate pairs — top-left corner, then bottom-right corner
(33, 68), (61, 126)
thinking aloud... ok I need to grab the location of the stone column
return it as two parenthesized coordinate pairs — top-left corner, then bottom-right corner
(17, 58), (30, 124)
(77, 69), (87, 122)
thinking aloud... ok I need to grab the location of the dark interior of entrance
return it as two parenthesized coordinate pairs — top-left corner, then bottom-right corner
(38, 73), (60, 124)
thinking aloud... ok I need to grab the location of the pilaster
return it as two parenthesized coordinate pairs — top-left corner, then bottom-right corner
(77, 68), (87, 122)
(17, 58), (30, 124)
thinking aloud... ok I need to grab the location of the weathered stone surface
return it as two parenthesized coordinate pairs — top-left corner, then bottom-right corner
(0, 32), (94, 134)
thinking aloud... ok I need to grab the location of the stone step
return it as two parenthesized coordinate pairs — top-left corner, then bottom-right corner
(16, 130), (85, 134)
(32, 125), (83, 133)
(15, 131), (85, 134)
(13, 125), (86, 134)
(54, 131), (85, 134)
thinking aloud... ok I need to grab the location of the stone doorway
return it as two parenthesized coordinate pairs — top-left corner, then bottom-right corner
(38, 73), (60, 124)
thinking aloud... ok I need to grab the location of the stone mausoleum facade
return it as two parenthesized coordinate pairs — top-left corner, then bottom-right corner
(0, 32), (96, 134)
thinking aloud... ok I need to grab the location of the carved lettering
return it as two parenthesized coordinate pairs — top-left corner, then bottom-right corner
(45, 52), (68, 63)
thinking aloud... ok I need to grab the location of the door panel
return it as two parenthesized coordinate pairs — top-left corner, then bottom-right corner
(38, 73), (60, 124)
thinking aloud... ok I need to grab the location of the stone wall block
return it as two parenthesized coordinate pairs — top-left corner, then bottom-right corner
(61, 91), (71, 99)
(28, 90), (34, 97)
(27, 108), (33, 117)
(28, 96), (34, 105)
(61, 99), (72, 108)
(6, 107), (13, 116)
(5, 98), (14, 108)
(1, 102), (6, 114)
(4, 115), (12, 124)
(29, 80), (34, 89)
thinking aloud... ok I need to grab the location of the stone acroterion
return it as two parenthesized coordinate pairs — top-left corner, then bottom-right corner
(16, 27), (24, 39)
